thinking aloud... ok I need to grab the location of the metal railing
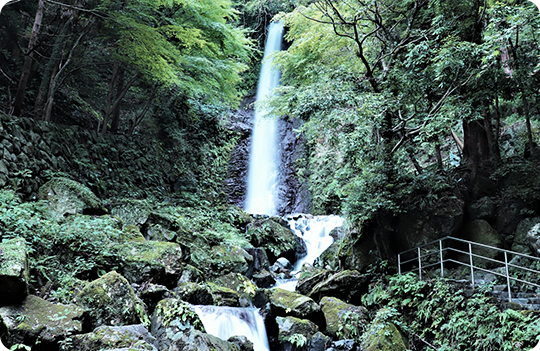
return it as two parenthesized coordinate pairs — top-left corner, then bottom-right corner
(397, 236), (540, 302)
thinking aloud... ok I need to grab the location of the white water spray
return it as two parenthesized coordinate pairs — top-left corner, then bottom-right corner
(193, 305), (270, 351)
(245, 22), (284, 216)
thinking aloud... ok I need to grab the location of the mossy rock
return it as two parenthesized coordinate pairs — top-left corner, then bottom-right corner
(121, 224), (146, 242)
(246, 218), (297, 263)
(276, 316), (319, 350)
(205, 283), (241, 307)
(60, 324), (158, 351)
(0, 295), (85, 347)
(0, 238), (29, 306)
(178, 264), (204, 284)
(512, 217), (540, 254)
(191, 245), (252, 276)
(73, 271), (148, 330)
(119, 241), (183, 285)
(38, 177), (105, 220)
(110, 199), (154, 227)
(268, 288), (320, 319)
(150, 299), (205, 350)
(307, 270), (368, 303)
(167, 329), (240, 351)
(295, 265), (330, 296)
(212, 273), (259, 301)
(319, 296), (367, 341)
(174, 283), (213, 305)
(361, 310), (408, 351)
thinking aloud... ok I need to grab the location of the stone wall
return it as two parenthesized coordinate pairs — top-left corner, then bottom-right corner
(0, 114), (172, 199)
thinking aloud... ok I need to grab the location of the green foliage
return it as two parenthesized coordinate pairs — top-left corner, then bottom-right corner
(286, 333), (307, 348)
(363, 273), (540, 350)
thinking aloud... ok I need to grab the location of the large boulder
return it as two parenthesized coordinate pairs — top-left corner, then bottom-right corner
(60, 324), (158, 351)
(276, 316), (319, 351)
(73, 271), (148, 330)
(461, 220), (504, 263)
(0, 238), (29, 306)
(167, 329), (240, 351)
(0, 315), (9, 347)
(0, 295), (85, 348)
(208, 245), (253, 276)
(512, 217), (540, 255)
(267, 288), (320, 319)
(526, 223), (540, 256)
(295, 266), (330, 296)
(361, 309), (408, 351)
(149, 299), (205, 350)
(110, 199), (153, 228)
(38, 177), (105, 220)
(246, 218), (297, 263)
(212, 273), (259, 303)
(319, 296), (367, 341)
(119, 241), (183, 285)
(174, 283), (214, 305)
(307, 270), (368, 303)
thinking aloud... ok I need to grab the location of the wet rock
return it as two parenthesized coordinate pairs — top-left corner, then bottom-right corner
(319, 296), (367, 340)
(73, 271), (148, 330)
(0, 295), (85, 348)
(295, 266), (329, 296)
(228, 335), (254, 351)
(150, 299), (205, 350)
(361, 309), (407, 351)
(252, 270), (276, 288)
(245, 248), (270, 277)
(167, 329), (240, 351)
(119, 241), (183, 285)
(327, 339), (359, 351)
(173, 283), (213, 305)
(0, 315), (7, 351)
(135, 284), (175, 315)
(268, 288), (320, 319)
(306, 331), (330, 351)
(307, 270), (368, 303)
(60, 324), (158, 351)
(38, 177), (105, 220)
(271, 257), (294, 272)
(276, 316), (319, 351)
(206, 283), (241, 307)
(208, 245), (253, 276)
(527, 223), (540, 256)
(0, 238), (29, 306)
(212, 273), (259, 302)
(246, 218), (297, 263)
(512, 218), (540, 255)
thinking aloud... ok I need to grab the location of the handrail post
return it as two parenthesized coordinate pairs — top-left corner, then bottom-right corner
(439, 239), (444, 278)
(398, 253), (401, 275)
(505, 252), (512, 302)
(469, 243), (474, 288)
(418, 247), (422, 281)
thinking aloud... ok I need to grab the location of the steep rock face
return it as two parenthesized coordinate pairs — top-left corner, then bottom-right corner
(0, 238), (29, 306)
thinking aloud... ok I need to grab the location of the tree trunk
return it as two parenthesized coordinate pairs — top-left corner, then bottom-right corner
(110, 66), (125, 133)
(462, 119), (495, 198)
(101, 63), (119, 133)
(13, 0), (45, 116)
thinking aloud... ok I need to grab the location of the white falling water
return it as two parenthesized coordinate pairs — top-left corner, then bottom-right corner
(192, 305), (270, 351)
(245, 22), (284, 216)
(275, 214), (345, 291)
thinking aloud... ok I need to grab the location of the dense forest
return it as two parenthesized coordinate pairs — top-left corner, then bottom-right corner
(1, 0), (540, 350)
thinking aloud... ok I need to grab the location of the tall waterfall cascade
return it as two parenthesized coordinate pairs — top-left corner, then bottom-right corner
(245, 22), (284, 216)
(193, 305), (270, 351)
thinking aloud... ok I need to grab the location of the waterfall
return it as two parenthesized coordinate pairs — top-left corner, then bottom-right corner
(245, 22), (284, 216)
(275, 214), (345, 290)
(192, 305), (270, 351)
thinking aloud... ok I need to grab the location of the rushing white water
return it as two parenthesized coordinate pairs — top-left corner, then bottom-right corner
(192, 305), (270, 351)
(274, 214), (345, 291)
(245, 22), (284, 216)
